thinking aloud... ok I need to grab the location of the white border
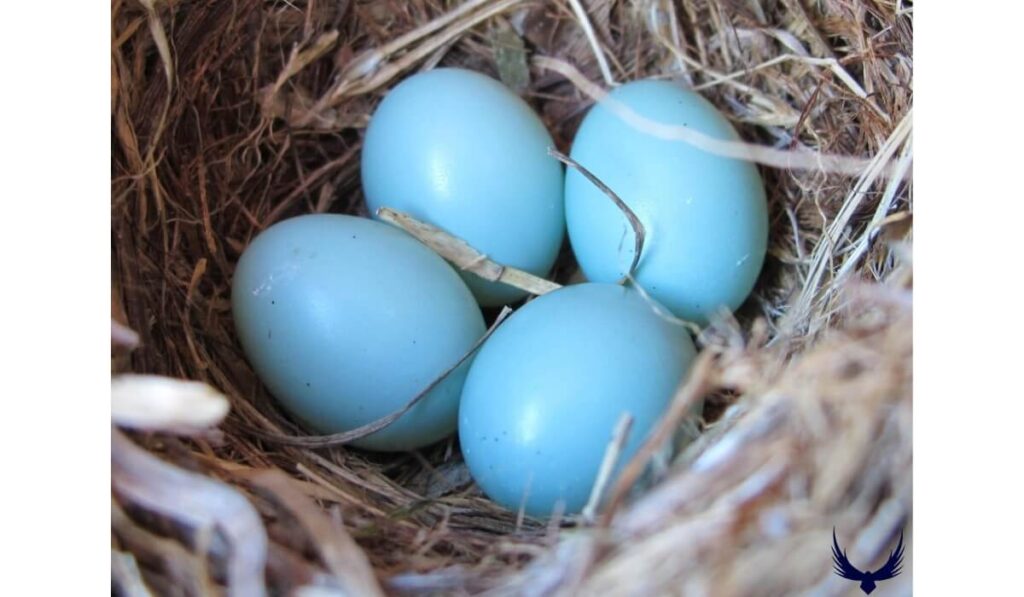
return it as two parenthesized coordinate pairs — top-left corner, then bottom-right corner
(2, 1), (109, 591)
(916, 2), (1024, 593)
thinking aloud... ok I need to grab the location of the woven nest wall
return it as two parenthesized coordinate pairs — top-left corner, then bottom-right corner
(110, 1), (913, 595)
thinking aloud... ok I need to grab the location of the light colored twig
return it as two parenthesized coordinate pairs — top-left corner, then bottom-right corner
(644, 0), (691, 83)
(534, 55), (904, 178)
(601, 353), (715, 526)
(582, 413), (634, 524)
(782, 108), (913, 335)
(378, 207), (562, 296)
(566, 0), (616, 86)
(832, 137), (913, 286)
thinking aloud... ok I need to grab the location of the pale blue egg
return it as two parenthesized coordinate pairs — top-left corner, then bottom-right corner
(232, 214), (485, 451)
(458, 283), (697, 517)
(565, 80), (768, 325)
(361, 67), (565, 307)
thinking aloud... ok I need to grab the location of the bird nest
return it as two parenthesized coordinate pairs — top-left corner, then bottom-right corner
(110, 0), (913, 594)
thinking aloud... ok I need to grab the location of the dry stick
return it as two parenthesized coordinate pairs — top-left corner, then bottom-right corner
(832, 137), (914, 286)
(515, 473), (535, 533)
(566, 0), (616, 86)
(642, 0), (691, 82)
(535, 56), (904, 178)
(581, 413), (634, 524)
(548, 149), (646, 282)
(624, 272), (702, 335)
(241, 306), (514, 449)
(600, 353), (716, 527)
(378, 207), (562, 296)
(783, 109), (913, 335)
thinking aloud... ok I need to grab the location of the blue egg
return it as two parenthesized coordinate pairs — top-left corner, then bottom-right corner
(362, 67), (565, 307)
(458, 283), (697, 517)
(565, 80), (768, 325)
(231, 214), (486, 451)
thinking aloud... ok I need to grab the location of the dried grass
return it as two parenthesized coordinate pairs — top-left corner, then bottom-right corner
(111, 0), (913, 594)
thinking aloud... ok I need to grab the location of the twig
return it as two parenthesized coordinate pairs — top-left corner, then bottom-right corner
(601, 353), (715, 526)
(378, 207), (562, 296)
(534, 55), (905, 178)
(625, 273), (703, 335)
(582, 413), (634, 524)
(515, 473), (534, 533)
(782, 109), (913, 335)
(832, 137), (914, 286)
(547, 149), (645, 281)
(566, 0), (616, 86)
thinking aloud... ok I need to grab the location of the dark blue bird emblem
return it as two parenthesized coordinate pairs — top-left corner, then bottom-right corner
(832, 528), (905, 594)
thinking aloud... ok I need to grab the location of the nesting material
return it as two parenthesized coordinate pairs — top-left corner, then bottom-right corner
(111, 0), (912, 594)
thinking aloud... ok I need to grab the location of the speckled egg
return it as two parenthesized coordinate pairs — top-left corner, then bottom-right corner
(361, 67), (565, 307)
(565, 79), (768, 325)
(458, 283), (697, 517)
(232, 214), (486, 451)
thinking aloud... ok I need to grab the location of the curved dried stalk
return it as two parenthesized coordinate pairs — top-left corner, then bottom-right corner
(237, 306), (513, 449)
(547, 149), (646, 282)
(535, 55), (904, 178)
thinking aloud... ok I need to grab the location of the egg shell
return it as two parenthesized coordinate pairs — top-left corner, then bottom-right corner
(231, 214), (486, 451)
(565, 79), (769, 325)
(361, 67), (565, 307)
(458, 283), (697, 517)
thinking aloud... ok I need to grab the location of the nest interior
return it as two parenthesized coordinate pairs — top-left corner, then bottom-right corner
(111, 0), (913, 594)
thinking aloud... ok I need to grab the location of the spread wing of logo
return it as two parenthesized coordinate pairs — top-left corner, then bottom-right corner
(831, 528), (905, 595)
